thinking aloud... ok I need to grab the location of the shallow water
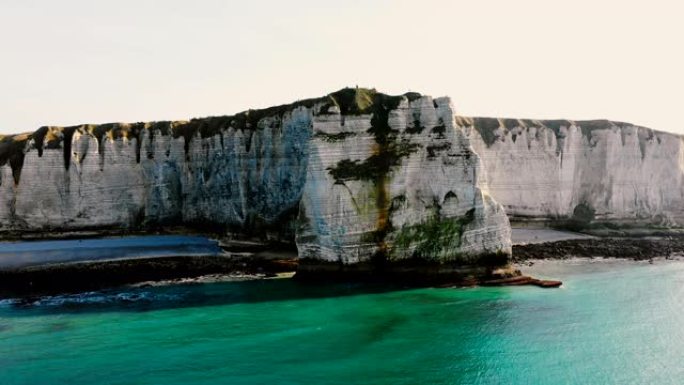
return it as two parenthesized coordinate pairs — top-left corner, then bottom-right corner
(0, 235), (222, 269)
(1, 260), (684, 384)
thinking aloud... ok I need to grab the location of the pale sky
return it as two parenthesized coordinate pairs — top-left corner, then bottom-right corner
(1, 0), (682, 135)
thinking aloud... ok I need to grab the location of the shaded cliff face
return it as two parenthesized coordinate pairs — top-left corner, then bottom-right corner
(0, 101), (318, 240)
(462, 118), (684, 227)
(0, 88), (512, 274)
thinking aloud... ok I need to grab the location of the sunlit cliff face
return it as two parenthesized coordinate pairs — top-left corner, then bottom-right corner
(463, 118), (684, 228)
(0, 88), (512, 273)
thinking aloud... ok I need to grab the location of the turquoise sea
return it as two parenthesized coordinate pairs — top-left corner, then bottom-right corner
(1, 260), (684, 385)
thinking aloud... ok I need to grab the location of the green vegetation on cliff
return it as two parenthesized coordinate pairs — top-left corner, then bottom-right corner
(327, 139), (421, 183)
(0, 88), (365, 178)
(2, 88), (422, 176)
(459, 116), (654, 150)
(392, 208), (475, 261)
(322, 88), (493, 267)
(321, 88), (427, 265)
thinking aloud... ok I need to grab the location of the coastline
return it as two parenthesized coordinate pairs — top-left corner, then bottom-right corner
(2, 230), (684, 298)
(512, 235), (684, 262)
(0, 255), (297, 298)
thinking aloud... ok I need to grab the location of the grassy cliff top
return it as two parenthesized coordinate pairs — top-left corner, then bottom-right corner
(1, 87), (421, 149)
(455, 116), (681, 148)
(0, 88), (423, 181)
(1, 88), (680, 179)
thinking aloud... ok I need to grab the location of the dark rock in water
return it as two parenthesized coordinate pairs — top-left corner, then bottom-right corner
(481, 275), (562, 289)
(294, 258), (516, 287)
(532, 279), (563, 288)
(482, 276), (533, 286)
(0, 255), (298, 298)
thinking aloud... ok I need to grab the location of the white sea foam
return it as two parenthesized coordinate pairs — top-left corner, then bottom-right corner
(7, 290), (185, 308)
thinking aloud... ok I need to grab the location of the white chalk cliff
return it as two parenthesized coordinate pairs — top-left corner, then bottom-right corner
(0, 88), (512, 274)
(461, 118), (684, 227)
(297, 93), (510, 269)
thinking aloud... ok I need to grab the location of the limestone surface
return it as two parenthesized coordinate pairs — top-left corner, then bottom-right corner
(297, 93), (511, 268)
(462, 118), (684, 227)
(0, 88), (512, 273)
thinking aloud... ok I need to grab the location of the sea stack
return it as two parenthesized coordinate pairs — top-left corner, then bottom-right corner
(295, 89), (512, 281)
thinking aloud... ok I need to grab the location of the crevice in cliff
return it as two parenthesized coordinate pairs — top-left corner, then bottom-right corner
(0, 134), (29, 184)
(32, 127), (48, 157)
(87, 125), (108, 165)
(637, 127), (655, 160)
(61, 126), (77, 170)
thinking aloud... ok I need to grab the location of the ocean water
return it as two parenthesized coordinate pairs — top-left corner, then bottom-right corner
(1, 260), (684, 385)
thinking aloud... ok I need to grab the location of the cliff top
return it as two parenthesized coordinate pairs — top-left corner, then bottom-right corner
(1, 87), (681, 183)
(0, 88), (422, 183)
(1, 87), (421, 144)
(456, 116), (682, 148)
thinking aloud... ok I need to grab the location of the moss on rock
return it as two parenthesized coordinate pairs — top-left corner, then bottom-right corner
(391, 208), (475, 260)
(327, 139), (421, 183)
(467, 117), (501, 147)
(313, 131), (356, 142)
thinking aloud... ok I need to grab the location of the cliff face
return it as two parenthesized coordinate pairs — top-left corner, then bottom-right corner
(0, 108), (313, 241)
(296, 93), (510, 271)
(462, 118), (684, 227)
(0, 88), (512, 275)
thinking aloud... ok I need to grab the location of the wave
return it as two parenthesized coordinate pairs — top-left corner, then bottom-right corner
(1, 290), (185, 309)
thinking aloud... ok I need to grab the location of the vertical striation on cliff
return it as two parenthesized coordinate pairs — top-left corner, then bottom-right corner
(0, 88), (513, 278)
(461, 118), (684, 227)
(0, 101), (319, 241)
(296, 90), (511, 276)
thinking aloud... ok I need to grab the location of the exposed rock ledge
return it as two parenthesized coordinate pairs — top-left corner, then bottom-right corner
(0, 88), (512, 281)
(512, 235), (684, 262)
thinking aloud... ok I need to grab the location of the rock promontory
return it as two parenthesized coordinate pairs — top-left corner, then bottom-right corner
(0, 88), (512, 282)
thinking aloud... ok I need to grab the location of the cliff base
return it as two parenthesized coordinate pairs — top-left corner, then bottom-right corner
(513, 235), (684, 262)
(295, 258), (518, 286)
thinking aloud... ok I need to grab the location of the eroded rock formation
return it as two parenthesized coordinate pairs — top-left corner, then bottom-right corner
(296, 91), (511, 276)
(0, 88), (512, 279)
(462, 118), (684, 228)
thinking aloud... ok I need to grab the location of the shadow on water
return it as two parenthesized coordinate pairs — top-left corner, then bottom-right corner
(0, 237), (521, 318)
(0, 277), (428, 317)
(0, 235), (222, 269)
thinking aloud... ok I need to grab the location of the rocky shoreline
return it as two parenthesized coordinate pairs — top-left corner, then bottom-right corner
(0, 255), (528, 297)
(512, 235), (684, 262)
(0, 255), (296, 298)
(5, 233), (684, 298)
(481, 275), (563, 288)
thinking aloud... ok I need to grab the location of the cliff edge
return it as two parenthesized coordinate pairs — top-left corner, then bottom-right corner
(0, 88), (512, 281)
(462, 117), (684, 229)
